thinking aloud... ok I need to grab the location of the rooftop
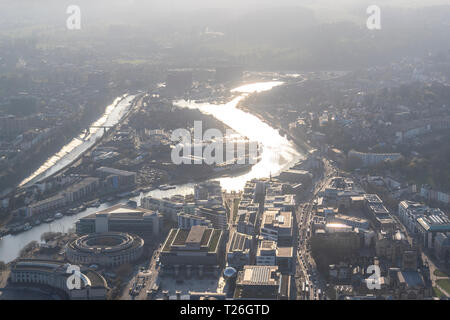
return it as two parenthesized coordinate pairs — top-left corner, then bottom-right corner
(398, 270), (425, 288)
(186, 225), (208, 245)
(277, 247), (293, 258)
(96, 166), (136, 177)
(228, 231), (252, 253)
(11, 259), (107, 289)
(364, 194), (383, 204)
(333, 214), (369, 224)
(65, 177), (99, 193)
(81, 204), (159, 221)
(162, 227), (222, 253)
(237, 265), (280, 286)
(262, 211), (292, 229)
(417, 214), (450, 231)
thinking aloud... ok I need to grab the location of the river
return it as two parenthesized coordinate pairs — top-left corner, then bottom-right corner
(174, 81), (303, 191)
(19, 94), (136, 187)
(0, 81), (303, 263)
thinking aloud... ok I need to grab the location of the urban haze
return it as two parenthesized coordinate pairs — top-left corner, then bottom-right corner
(0, 0), (449, 303)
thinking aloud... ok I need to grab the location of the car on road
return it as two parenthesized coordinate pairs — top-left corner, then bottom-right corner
(104, 272), (117, 279)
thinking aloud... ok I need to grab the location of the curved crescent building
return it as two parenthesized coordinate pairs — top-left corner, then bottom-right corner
(66, 232), (144, 267)
(10, 259), (108, 300)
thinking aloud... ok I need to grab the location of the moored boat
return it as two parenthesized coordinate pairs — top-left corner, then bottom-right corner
(159, 184), (176, 190)
(23, 223), (32, 231)
(43, 217), (54, 223)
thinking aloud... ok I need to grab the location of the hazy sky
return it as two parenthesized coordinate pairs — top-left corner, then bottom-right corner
(2, 0), (450, 14)
(0, 0), (449, 32)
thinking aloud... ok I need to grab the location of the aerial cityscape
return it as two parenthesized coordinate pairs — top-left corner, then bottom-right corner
(0, 0), (449, 307)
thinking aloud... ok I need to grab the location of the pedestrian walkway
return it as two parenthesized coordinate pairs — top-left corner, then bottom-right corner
(436, 284), (450, 298)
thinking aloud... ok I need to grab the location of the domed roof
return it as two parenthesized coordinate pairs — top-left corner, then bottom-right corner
(224, 267), (237, 278)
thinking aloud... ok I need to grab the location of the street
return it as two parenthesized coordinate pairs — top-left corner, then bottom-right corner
(295, 158), (336, 300)
(120, 245), (161, 300)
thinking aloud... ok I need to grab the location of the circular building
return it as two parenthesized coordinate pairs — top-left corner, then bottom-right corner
(66, 232), (144, 267)
(223, 267), (237, 279)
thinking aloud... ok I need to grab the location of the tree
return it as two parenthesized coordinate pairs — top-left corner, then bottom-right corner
(19, 241), (39, 258)
(344, 155), (363, 171)
(116, 263), (132, 278)
(41, 232), (60, 242)
(0, 261), (6, 271)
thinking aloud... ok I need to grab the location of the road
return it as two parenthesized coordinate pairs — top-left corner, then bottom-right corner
(295, 158), (337, 300)
(120, 245), (161, 300)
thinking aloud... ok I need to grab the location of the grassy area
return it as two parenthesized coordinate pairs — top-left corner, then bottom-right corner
(208, 230), (221, 252)
(433, 286), (445, 298)
(434, 269), (449, 278)
(436, 279), (450, 294)
(172, 229), (190, 245)
(162, 229), (177, 252)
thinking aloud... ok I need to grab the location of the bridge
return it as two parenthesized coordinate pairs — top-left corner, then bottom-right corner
(75, 126), (114, 141)
(84, 125), (114, 135)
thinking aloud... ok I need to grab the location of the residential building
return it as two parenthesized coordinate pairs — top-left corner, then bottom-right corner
(95, 166), (136, 190)
(142, 196), (184, 222)
(196, 206), (228, 230)
(177, 212), (212, 230)
(348, 150), (402, 167)
(63, 177), (99, 202)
